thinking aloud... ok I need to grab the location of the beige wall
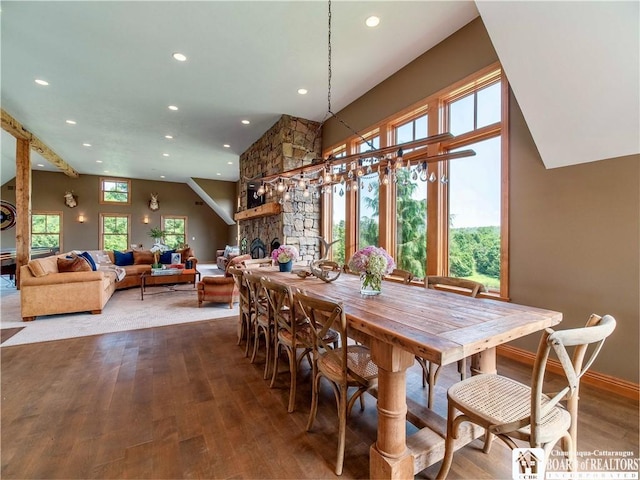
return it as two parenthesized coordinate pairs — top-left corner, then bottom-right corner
(191, 177), (239, 246)
(1, 172), (235, 263)
(322, 18), (640, 382)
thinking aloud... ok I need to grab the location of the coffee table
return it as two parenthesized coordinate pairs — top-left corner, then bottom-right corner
(140, 268), (200, 300)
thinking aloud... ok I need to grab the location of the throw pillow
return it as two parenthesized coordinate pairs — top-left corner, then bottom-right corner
(79, 251), (97, 271)
(113, 250), (134, 266)
(160, 249), (176, 264)
(133, 250), (154, 265)
(223, 245), (232, 257)
(27, 260), (48, 278)
(57, 256), (92, 273)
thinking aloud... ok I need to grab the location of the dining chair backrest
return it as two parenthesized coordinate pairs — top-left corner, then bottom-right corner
(244, 271), (268, 318)
(389, 268), (414, 284)
(528, 314), (616, 445)
(425, 275), (487, 297)
(293, 291), (350, 379)
(229, 265), (248, 302)
(261, 277), (294, 335)
(244, 258), (273, 269)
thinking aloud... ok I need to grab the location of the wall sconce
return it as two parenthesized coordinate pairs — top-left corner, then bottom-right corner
(78, 214), (85, 223)
(143, 215), (149, 224)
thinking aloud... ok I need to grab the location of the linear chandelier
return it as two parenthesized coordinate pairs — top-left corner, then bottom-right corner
(248, 0), (475, 202)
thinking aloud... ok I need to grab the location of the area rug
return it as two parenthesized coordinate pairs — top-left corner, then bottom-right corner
(0, 285), (238, 347)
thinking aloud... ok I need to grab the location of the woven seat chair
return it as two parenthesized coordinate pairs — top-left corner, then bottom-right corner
(436, 314), (616, 479)
(416, 276), (487, 408)
(263, 278), (311, 412)
(244, 271), (273, 379)
(294, 291), (378, 476)
(228, 265), (253, 356)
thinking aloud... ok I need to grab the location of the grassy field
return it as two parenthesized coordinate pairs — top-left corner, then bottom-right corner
(463, 272), (500, 290)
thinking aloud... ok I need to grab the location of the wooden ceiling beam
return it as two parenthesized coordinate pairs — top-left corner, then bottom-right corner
(1, 108), (79, 178)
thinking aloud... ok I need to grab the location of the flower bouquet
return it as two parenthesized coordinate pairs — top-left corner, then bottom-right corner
(150, 242), (170, 268)
(347, 246), (396, 295)
(271, 244), (299, 272)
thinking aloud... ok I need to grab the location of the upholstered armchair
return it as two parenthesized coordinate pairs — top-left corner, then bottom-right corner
(197, 254), (251, 308)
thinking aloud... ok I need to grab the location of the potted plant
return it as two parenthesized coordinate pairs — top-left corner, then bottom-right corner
(347, 246), (395, 296)
(271, 245), (299, 272)
(148, 227), (165, 246)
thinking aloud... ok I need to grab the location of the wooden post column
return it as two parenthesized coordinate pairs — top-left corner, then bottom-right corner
(15, 137), (32, 289)
(369, 338), (415, 479)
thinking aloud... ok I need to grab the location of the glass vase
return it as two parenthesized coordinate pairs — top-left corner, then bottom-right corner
(360, 272), (382, 296)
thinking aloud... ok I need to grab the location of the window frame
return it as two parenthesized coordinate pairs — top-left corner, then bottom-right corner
(99, 213), (131, 251)
(161, 215), (188, 249)
(100, 177), (131, 205)
(31, 211), (63, 252)
(322, 63), (509, 299)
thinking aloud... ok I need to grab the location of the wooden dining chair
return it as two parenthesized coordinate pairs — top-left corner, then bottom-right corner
(416, 276), (488, 408)
(388, 268), (414, 284)
(436, 314), (616, 479)
(262, 278), (308, 412)
(294, 291), (378, 476)
(228, 265), (252, 355)
(244, 271), (273, 379)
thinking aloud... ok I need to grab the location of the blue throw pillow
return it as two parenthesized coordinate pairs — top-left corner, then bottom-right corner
(113, 250), (134, 266)
(79, 251), (97, 271)
(160, 249), (176, 264)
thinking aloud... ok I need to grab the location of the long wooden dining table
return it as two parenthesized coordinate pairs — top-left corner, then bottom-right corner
(256, 269), (562, 479)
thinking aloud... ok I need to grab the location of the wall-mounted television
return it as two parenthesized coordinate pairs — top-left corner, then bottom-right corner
(247, 182), (266, 209)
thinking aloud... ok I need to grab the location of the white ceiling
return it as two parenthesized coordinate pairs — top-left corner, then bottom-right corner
(0, 1), (479, 185)
(477, 0), (639, 169)
(1, 2), (638, 188)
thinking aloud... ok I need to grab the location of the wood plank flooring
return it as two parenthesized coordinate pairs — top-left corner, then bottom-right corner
(1, 316), (638, 479)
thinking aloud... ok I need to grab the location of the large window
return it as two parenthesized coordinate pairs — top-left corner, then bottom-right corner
(100, 214), (130, 251)
(322, 64), (508, 297)
(329, 148), (347, 264)
(394, 114), (428, 279)
(448, 137), (502, 289)
(357, 135), (380, 249)
(162, 216), (187, 249)
(31, 212), (62, 251)
(100, 178), (131, 205)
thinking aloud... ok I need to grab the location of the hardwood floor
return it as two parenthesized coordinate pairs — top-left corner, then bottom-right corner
(1, 316), (638, 479)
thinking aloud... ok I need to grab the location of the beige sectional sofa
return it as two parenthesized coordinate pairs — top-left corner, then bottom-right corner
(19, 247), (197, 321)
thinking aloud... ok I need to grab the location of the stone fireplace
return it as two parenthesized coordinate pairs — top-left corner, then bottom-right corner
(237, 114), (322, 263)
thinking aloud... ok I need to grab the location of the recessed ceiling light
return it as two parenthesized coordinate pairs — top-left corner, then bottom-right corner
(241, 120), (250, 125)
(216, 173), (221, 176)
(297, 88), (308, 95)
(66, 120), (77, 125)
(172, 53), (187, 62)
(227, 161), (233, 165)
(83, 143), (92, 147)
(365, 16), (380, 27)
(96, 160), (103, 163)
(162, 153), (170, 157)
(168, 105), (178, 111)
(37, 164), (44, 167)
(223, 144), (230, 148)
(35, 79), (49, 86)
(104, 170), (109, 173)
(165, 135), (173, 139)
(160, 175), (165, 179)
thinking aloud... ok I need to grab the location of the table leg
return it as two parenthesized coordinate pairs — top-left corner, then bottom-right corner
(470, 346), (497, 375)
(369, 338), (415, 479)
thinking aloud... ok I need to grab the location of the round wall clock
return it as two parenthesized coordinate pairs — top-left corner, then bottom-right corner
(0, 200), (17, 231)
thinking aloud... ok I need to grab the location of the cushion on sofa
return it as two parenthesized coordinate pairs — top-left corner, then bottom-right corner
(133, 250), (154, 265)
(160, 249), (176, 264)
(58, 256), (92, 273)
(114, 250), (134, 266)
(78, 251), (97, 271)
(27, 260), (49, 278)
